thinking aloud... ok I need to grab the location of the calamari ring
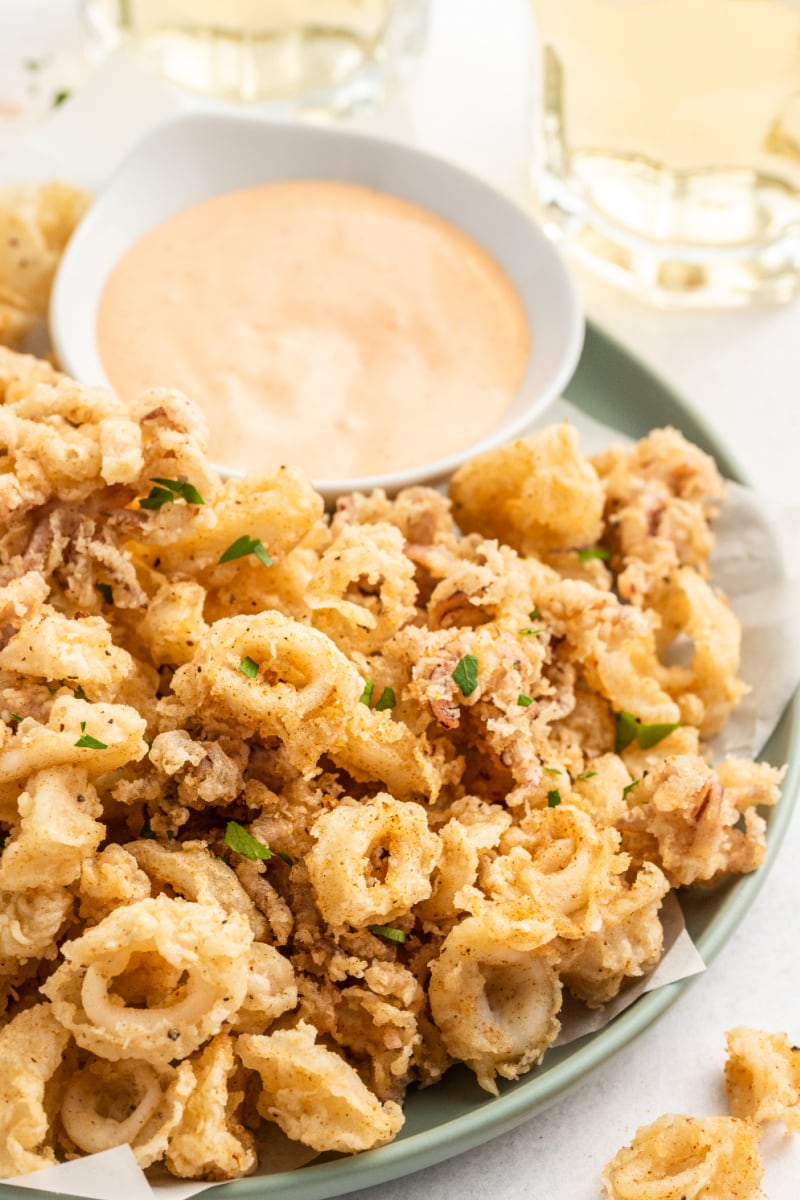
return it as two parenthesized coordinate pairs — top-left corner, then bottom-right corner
(41, 896), (251, 1067)
(307, 522), (417, 653)
(428, 905), (561, 1094)
(306, 792), (441, 929)
(61, 1058), (194, 1167)
(172, 612), (439, 799)
(238, 1021), (403, 1153)
(484, 804), (624, 938)
(601, 1113), (764, 1200)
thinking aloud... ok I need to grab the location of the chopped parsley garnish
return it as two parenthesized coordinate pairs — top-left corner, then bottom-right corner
(452, 654), (479, 697)
(72, 684), (90, 702)
(95, 582), (114, 605)
(577, 547), (610, 562)
(375, 686), (396, 712)
(574, 769), (598, 782)
(529, 606), (540, 621)
(8, 713), (22, 725)
(622, 779), (641, 801)
(238, 656), (259, 678)
(359, 679), (375, 707)
(368, 924), (407, 944)
(543, 766), (562, 776)
(517, 694), (533, 707)
(615, 711), (680, 754)
(74, 721), (107, 750)
(546, 789), (562, 807)
(140, 820), (156, 840)
(224, 820), (292, 865)
(218, 535), (273, 568)
(635, 722), (681, 750)
(519, 627), (545, 636)
(139, 478), (205, 510)
(52, 89), (71, 107)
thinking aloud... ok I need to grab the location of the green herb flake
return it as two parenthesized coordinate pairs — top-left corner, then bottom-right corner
(151, 477), (205, 504)
(359, 679), (375, 707)
(139, 485), (174, 511)
(529, 606), (540, 620)
(72, 684), (90, 702)
(218, 534), (273, 568)
(140, 820), (156, 840)
(140, 477), (204, 510)
(224, 820), (291, 865)
(615, 710), (680, 753)
(636, 721), (681, 750)
(615, 710), (640, 754)
(546, 789), (562, 808)
(238, 656), (259, 679)
(52, 89), (70, 108)
(574, 770), (598, 782)
(8, 713), (23, 725)
(577, 547), (610, 562)
(95, 582), (114, 605)
(375, 686), (396, 712)
(517, 694), (533, 707)
(519, 627), (545, 637)
(74, 721), (107, 750)
(368, 924), (407, 944)
(622, 779), (641, 802)
(452, 653), (479, 697)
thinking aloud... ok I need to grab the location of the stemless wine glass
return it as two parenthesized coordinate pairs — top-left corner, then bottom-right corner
(82, 0), (428, 113)
(529, 0), (800, 307)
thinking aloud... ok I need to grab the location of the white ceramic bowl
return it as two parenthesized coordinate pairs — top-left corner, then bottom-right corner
(51, 112), (583, 500)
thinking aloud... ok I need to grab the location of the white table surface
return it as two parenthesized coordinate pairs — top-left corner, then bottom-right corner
(1, 2), (799, 1197)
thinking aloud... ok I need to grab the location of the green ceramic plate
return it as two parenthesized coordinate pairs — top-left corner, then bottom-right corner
(6, 323), (798, 1200)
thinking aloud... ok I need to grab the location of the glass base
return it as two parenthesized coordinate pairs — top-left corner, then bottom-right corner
(82, 1), (428, 113)
(536, 162), (800, 308)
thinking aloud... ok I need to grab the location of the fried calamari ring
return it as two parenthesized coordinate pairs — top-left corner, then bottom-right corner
(166, 1034), (256, 1180)
(139, 579), (208, 667)
(449, 423), (605, 555)
(725, 1026), (800, 1132)
(172, 612), (439, 800)
(128, 839), (268, 940)
(306, 793), (441, 929)
(306, 522), (417, 654)
(0, 888), (72, 969)
(229, 943), (298, 1034)
(238, 1021), (404, 1153)
(428, 905), (561, 1093)
(0, 697), (147, 818)
(41, 896), (252, 1067)
(601, 1113), (764, 1200)
(657, 567), (747, 736)
(61, 1057), (195, 1167)
(482, 805), (625, 939)
(559, 861), (670, 1008)
(151, 469), (323, 573)
(0, 611), (133, 700)
(0, 1003), (70, 1176)
(0, 766), (104, 892)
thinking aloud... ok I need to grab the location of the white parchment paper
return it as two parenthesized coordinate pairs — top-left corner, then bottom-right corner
(1, 61), (799, 1200)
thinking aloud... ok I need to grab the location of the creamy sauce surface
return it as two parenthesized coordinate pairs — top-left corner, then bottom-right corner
(97, 180), (530, 478)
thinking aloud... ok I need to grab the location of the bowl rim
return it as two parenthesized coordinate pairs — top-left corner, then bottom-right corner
(49, 110), (584, 498)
